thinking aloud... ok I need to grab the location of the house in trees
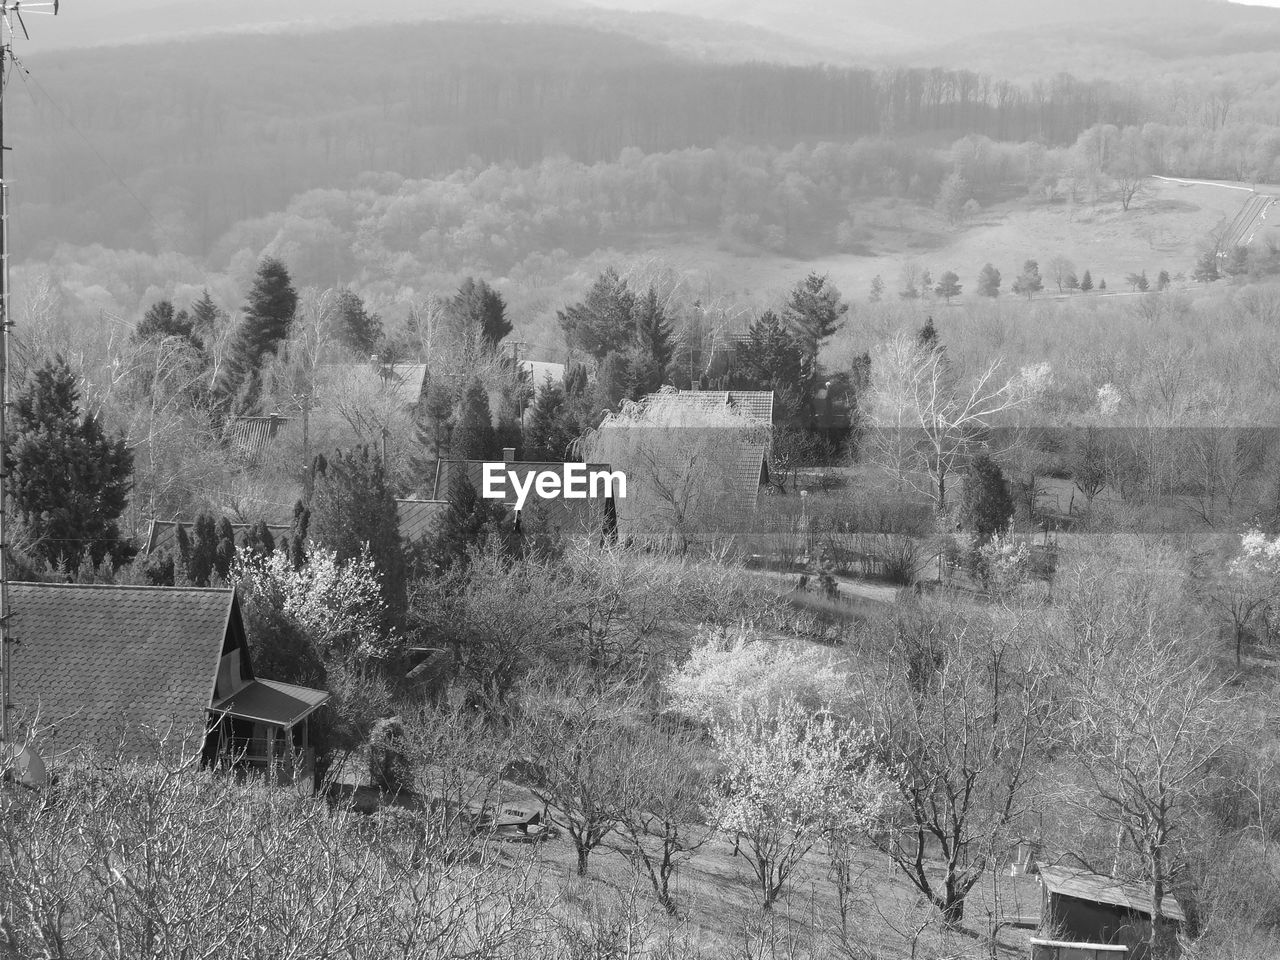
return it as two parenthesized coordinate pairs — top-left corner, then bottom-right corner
(5, 583), (329, 787)
(425, 450), (620, 541)
(586, 389), (773, 548)
(317, 360), (429, 410)
(1035, 865), (1186, 960)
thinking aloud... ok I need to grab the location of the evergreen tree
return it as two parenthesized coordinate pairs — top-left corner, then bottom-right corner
(134, 300), (196, 345)
(1080, 269), (1094, 292)
(308, 446), (407, 625)
(1137, 271), (1150, 292)
(415, 379), (455, 461)
(524, 382), (578, 462)
(334, 288), (383, 356)
(558, 268), (636, 359)
(632, 286), (673, 395)
(916, 317), (940, 351)
(240, 520), (276, 559)
(593, 351), (635, 410)
(189, 289), (222, 348)
(869, 274), (885, 303)
(737, 310), (807, 392)
(451, 277), (512, 348)
(977, 263), (1002, 297)
(1098, 278), (1107, 291)
(783, 272), (848, 364)
(958, 454), (1014, 544)
(450, 380), (498, 461)
(1065, 272), (1080, 292)
(426, 475), (518, 577)
(287, 499), (310, 571)
(188, 513), (218, 586)
(1156, 269), (1171, 291)
(214, 517), (236, 582)
(5, 356), (135, 569)
(216, 257), (299, 412)
(935, 271), (962, 303)
(1011, 260), (1044, 300)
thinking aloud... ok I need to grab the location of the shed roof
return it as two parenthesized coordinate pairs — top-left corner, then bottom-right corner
(1038, 865), (1186, 923)
(6, 582), (237, 756)
(210, 678), (329, 729)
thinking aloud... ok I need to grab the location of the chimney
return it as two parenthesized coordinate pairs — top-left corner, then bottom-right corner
(503, 447), (516, 463)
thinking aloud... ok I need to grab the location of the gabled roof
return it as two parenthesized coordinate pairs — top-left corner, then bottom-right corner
(144, 518), (292, 557)
(1038, 865), (1186, 923)
(6, 583), (237, 756)
(396, 498), (451, 545)
(643, 389), (775, 424)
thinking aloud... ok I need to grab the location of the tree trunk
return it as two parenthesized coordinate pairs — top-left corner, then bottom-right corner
(576, 845), (590, 876)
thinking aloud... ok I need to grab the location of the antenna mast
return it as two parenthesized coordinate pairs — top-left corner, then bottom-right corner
(0, 0), (58, 748)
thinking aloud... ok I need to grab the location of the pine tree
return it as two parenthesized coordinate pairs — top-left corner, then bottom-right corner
(958, 454), (1014, 544)
(783, 272), (848, 365)
(558, 268), (636, 359)
(916, 317), (940, 351)
(427, 474), (518, 576)
(1156, 270), (1171, 291)
(334, 288), (383, 356)
(524, 382), (578, 461)
(1080, 269), (1094, 293)
(187, 513), (218, 586)
(935, 271), (962, 303)
(216, 257), (299, 412)
(632, 286), (673, 396)
(1011, 260), (1044, 300)
(869, 275), (885, 304)
(1099, 278), (1107, 290)
(189, 289), (222, 349)
(451, 380), (498, 461)
(287, 499), (310, 571)
(309, 446), (407, 625)
(736, 310), (806, 395)
(134, 300), (196, 345)
(977, 263), (1002, 297)
(451, 277), (512, 349)
(5, 356), (135, 569)
(1065, 272), (1080, 293)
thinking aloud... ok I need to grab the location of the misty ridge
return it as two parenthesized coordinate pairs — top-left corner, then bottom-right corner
(7, 0), (1280, 339)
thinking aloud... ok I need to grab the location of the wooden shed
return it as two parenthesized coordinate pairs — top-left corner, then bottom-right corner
(1037, 865), (1185, 960)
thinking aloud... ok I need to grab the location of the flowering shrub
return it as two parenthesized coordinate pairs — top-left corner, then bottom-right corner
(232, 544), (394, 660)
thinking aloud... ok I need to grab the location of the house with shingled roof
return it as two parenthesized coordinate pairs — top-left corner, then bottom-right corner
(5, 582), (328, 787)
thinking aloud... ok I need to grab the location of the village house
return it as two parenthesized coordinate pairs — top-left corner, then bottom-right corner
(4, 582), (328, 787)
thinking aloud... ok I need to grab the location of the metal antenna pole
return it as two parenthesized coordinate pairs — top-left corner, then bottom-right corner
(0, 0), (60, 749)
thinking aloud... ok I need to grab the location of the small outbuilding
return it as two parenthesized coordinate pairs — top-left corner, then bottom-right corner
(1037, 864), (1186, 960)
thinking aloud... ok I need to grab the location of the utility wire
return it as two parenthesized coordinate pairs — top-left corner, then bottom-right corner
(8, 52), (168, 238)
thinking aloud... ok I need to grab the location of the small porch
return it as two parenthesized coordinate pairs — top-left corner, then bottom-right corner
(208, 678), (329, 787)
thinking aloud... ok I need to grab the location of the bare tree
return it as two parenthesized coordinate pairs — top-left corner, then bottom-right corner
(1065, 635), (1238, 960)
(866, 335), (1042, 514)
(859, 603), (1056, 925)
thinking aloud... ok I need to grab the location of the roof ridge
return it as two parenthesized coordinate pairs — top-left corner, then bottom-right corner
(11, 580), (236, 595)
